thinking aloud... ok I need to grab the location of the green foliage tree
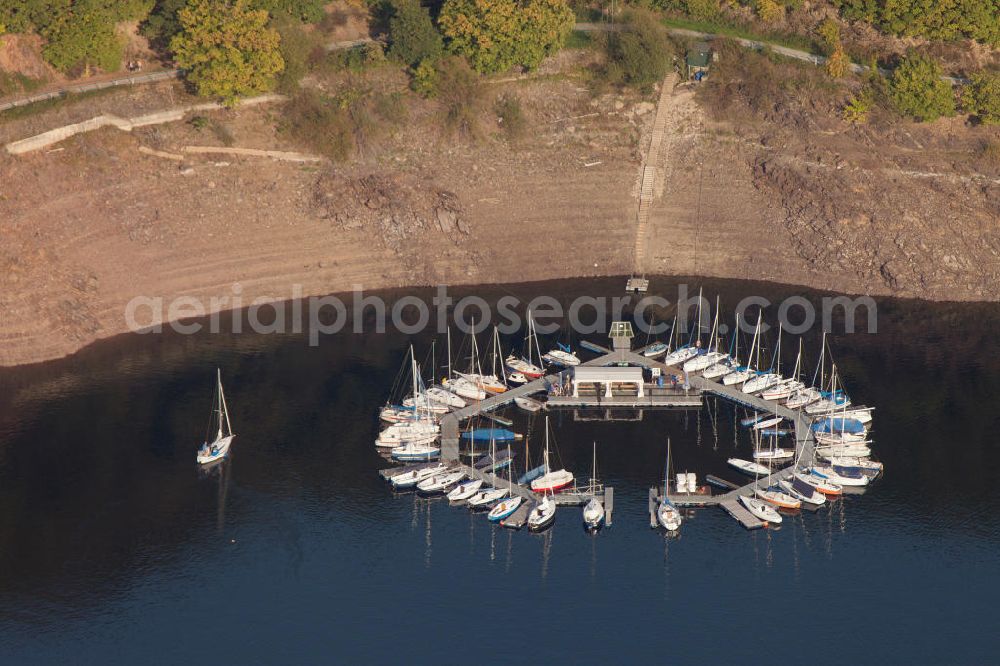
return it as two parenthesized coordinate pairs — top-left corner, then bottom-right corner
(387, 0), (442, 67)
(437, 0), (573, 74)
(687, 0), (720, 20)
(170, 0), (284, 103)
(411, 57), (438, 96)
(842, 87), (873, 123)
(1, 0), (152, 73)
(833, 0), (1000, 47)
(604, 9), (672, 89)
(142, 0), (186, 49)
(963, 71), (1000, 125)
(889, 52), (955, 122)
(250, 0), (325, 23)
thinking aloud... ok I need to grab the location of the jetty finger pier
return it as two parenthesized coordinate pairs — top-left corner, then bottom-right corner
(381, 319), (873, 533)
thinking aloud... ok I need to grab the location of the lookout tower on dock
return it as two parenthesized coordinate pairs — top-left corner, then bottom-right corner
(609, 321), (634, 362)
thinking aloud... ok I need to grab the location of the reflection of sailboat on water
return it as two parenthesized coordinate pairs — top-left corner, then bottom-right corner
(197, 369), (235, 465)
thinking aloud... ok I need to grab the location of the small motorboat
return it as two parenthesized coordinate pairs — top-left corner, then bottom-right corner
(727, 458), (771, 476)
(755, 487), (801, 510)
(514, 395), (544, 412)
(447, 478), (484, 501)
(507, 372), (528, 385)
(390, 463), (447, 490)
(487, 496), (523, 522)
(779, 478), (826, 506)
(467, 486), (509, 509)
(582, 497), (605, 530)
(752, 447), (794, 461)
(795, 470), (842, 496)
(739, 495), (783, 524)
(527, 495), (557, 532)
(643, 342), (668, 358)
(542, 349), (580, 367)
(416, 470), (465, 495)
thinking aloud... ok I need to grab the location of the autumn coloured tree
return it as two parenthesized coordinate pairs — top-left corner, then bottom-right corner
(170, 0), (284, 103)
(437, 0), (573, 74)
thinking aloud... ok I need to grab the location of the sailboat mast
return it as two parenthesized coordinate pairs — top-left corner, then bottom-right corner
(447, 328), (453, 380)
(217, 369), (232, 436)
(543, 415), (550, 474)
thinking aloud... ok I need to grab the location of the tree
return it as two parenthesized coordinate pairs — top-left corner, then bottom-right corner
(250, 0), (325, 23)
(889, 52), (955, 122)
(604, 9), (672, 89)
(963, 71), (1000, 125)
(825, 43), (850, 78)
(754, 0), (783, 23)
(170, 0), (284, 103)
(437, 0), (573, 75)
(387, 0), (442, 67)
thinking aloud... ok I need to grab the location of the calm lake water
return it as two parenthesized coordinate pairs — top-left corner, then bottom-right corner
(0, 277), (998, 664)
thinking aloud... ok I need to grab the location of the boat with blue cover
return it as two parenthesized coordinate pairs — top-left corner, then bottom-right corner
(462, 428), (519, 442)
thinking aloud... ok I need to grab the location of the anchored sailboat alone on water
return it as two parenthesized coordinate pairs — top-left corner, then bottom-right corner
(197, 369), (235, 465)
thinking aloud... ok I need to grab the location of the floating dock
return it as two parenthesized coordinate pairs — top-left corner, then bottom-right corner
(399, 323), (821, 534)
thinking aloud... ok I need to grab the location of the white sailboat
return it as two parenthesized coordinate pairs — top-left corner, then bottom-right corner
(727, 458), (770, 476)
(743, 322), (783, 394)
(527, 493), (556, 531)
(581, 441), (605, 530)
(530, 416), (574, 493)
(390, 463), (447, 490)
(416, 470), (466, 494)
(657, 438), (682, 531)
(196, 369), (235, 465)
(739, 495), (782, 523)
(723, 311), (762, 386)
(506, 310), (544, 379)
(684, 297), (727, 372)
(447, 478), (484, 501)
(778, 477), (826, 506)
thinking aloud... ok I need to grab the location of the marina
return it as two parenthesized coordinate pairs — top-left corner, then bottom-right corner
(377, 306), (866, 536)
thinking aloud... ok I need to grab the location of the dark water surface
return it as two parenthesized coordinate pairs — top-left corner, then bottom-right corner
(1, 277), (998, 664)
